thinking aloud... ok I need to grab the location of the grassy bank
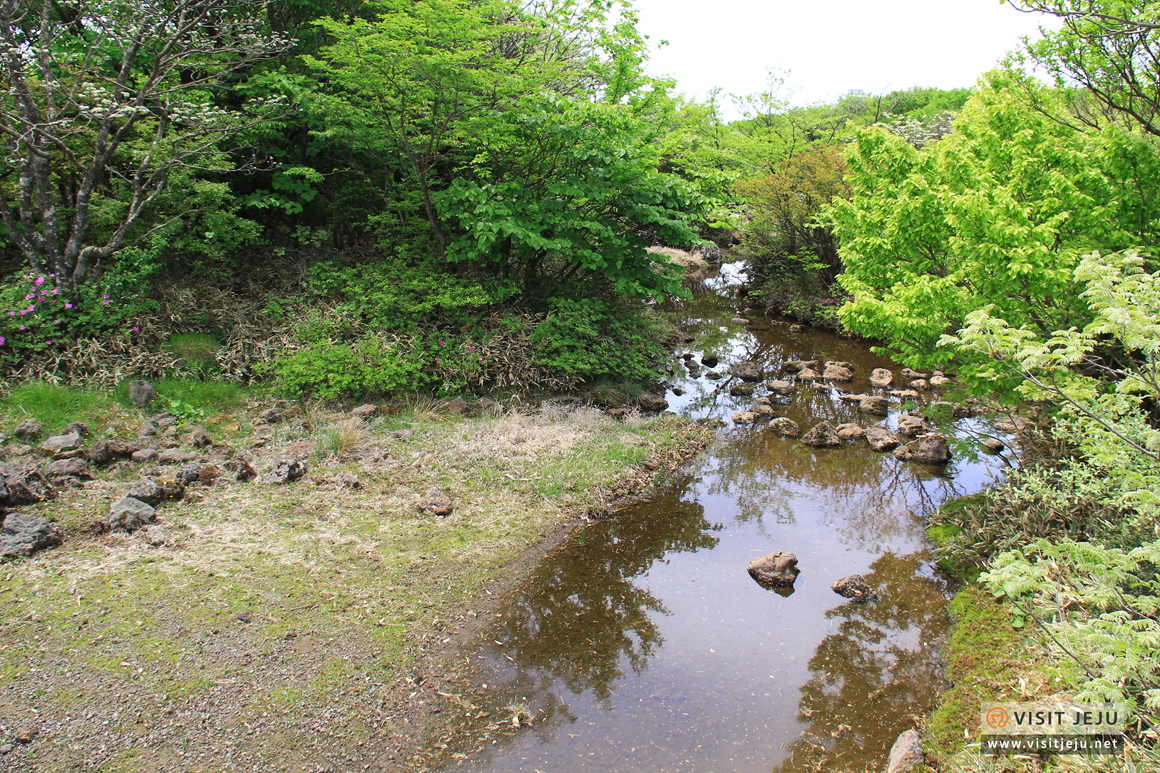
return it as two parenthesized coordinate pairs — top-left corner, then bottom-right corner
(926, 497), (1159, 772)
(0, 384), (713, 771)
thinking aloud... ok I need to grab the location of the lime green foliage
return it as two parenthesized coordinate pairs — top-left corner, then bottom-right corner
(531, 298), (668, 385)
(926, 585), (1034, 762)
(0, 382), (118, 435)
(942, 250), (1160, 545)
(441, 94), (703, 299)
(263, 333), (424, 401)
(831, 70), (1160, 385)
(983, 538), (1160, 732)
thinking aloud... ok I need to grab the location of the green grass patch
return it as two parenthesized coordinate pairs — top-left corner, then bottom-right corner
(161, 332), (221, 376)
(926, 584), (1035, 764)
(0, 381), (120, 436)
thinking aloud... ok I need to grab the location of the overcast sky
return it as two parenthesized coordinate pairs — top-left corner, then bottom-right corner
(630, 0), (1059, 117)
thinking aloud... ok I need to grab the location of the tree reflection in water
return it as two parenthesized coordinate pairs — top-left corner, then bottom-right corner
(445, 490), (721, 757)
(773, 552), (951, 773)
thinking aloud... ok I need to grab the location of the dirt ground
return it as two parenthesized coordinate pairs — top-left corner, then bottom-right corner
(0, 397), (713, 772)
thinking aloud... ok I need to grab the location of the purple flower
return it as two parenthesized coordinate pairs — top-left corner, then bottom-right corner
(131, 325), (139, 331)
(54, 320), (61, 325)
(0, 336), (5, 345)
(51, 288), (58, 295)
(439, 340), (445, 346)
(18, 324), (25, 330)
(7, 311), (13, 317)
(19, 309), (27, 316)
(64, 303), (73, 309)
(435, 357), (441, 363)
(24, 295), (32, 300)
(103, 300), (110, 305)
(34, 276), (44, 286)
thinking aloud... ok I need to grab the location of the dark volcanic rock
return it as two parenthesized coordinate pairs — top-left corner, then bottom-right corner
(38, 432), (81, 456)
(106, 497), (156, 532)
(418, 487), (453, 517)
(832, 575), (877, 603)
(0, 462), (56, 507)
(12, 420), (41, 442)
(264, 456), (307, 484)
(0, 512), (61, 558)
(911, 434), (951, 465)
(90, 438), (133, 466)
(222, 459), (258, 482)
(637, 394), (669, 412)
(747, 550), (800, 589)
(728, 362), (764, 382)
(42, 458), (91, 481)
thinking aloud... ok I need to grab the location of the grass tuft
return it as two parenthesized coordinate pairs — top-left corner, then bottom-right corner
(0, 381), (120, 435)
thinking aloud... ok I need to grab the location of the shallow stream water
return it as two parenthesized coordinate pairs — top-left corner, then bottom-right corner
(434, 265), (1009, 773)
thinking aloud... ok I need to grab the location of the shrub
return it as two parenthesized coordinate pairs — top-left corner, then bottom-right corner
(530, 297), (667, 385)
(262, 334), (425, 401)
(162, 333), (221, 378)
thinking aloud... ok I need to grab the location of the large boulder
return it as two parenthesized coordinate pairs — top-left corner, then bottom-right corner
(127, 380), (157, 407)
(748, 551), (800, 589)
(0, 512), (61, 558)
(700, 354), (719, 368)
(637, 394), (669, 412)
(0, 462), (57, 507)
(729, 362), (764, 382)
(106, 497), (157, 532)
(731, 411), (760, 425)
(858, 396), (889, 416)
(749, 404), (775, 418)
(832, 575), (876, 603)
(801, 421), (841, 448)
(768, 418), (801, 436)
(911, 434), (951, 465)
(869, 368), (894, 388)
(822, 364), (854, 382)
(865, 427), (900, 452)
(887, 729), (925, 773)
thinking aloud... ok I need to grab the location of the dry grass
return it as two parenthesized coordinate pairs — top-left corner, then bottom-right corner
(316, 417), (370, 457)
(648, 245), (708, 270)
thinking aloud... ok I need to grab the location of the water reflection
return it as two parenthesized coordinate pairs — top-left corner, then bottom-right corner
(434, 264), (1008, 773)
(774, 553), (951, 773)
(484, 494), (720, 704)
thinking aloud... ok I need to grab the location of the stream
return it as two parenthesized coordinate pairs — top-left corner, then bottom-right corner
(433, 264), (1009, 773)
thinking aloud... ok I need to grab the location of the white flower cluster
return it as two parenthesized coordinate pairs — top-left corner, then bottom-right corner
(74, 82), (150, 121)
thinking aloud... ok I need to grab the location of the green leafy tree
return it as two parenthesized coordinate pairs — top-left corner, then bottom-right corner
(1009, 0), (1160, 135)
(0, 0), (289, 290)
(830, 70), (1160, 379)
(439, 94), (703, 300)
